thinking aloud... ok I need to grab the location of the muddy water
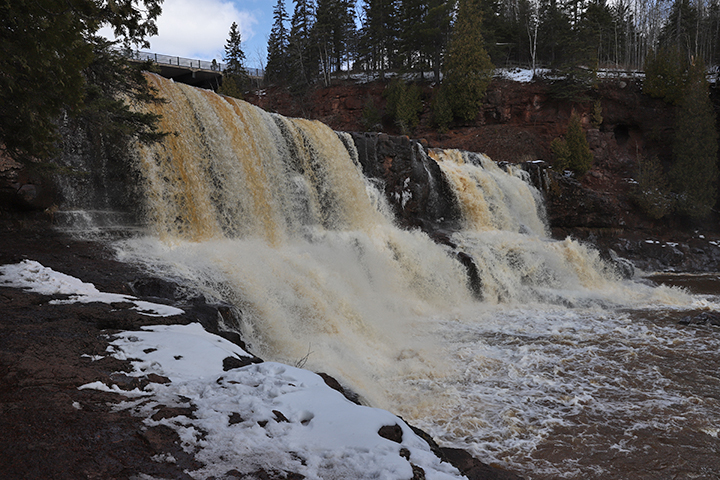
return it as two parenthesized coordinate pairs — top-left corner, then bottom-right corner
(108, 75), (720, 480)
(476, 275), (720, 480)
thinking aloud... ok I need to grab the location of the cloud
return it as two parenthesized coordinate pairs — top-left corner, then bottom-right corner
(100, 0), (258, 61)
(149, 0), (257, 60)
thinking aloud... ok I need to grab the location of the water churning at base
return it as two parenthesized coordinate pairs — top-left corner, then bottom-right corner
(119, 75), (683, 399)
(103, 76), (720, 480)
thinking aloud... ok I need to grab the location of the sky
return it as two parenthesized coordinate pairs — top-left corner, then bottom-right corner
(102, 0), (276, 69)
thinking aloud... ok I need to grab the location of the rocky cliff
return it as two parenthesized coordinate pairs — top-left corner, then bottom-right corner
(246, 76), (720, 273)
(2, 76), (720, 272)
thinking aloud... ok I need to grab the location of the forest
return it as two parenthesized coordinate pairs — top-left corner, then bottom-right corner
(2, 0), (719, 219)
(262, 0), (720, 87)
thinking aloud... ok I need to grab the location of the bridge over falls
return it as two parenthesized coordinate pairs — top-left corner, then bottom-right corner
(125, 50), (263, 90)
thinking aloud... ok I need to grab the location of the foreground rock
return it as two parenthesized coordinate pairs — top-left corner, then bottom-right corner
(0, 223), (523, 480)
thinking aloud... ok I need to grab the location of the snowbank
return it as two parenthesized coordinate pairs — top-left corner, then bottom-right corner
(85, 324), (465, 480)
(0, 259), (183, 317)
(0, 260), (464, 479)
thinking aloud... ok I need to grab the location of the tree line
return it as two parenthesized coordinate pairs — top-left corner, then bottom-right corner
(257, 0), (720, 89)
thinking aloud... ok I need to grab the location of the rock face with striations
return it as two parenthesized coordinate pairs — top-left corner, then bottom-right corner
(350, 132), (461, 233)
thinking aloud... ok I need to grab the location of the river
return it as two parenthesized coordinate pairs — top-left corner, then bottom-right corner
(60, 74), (720, 479)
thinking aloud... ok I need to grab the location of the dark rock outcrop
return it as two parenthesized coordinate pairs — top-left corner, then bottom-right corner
(351, 132), (461, 232)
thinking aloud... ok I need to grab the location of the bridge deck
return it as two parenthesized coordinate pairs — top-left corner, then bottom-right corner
(125, 50), (262, 90)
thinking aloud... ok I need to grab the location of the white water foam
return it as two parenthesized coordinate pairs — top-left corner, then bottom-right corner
(104, 75), (720, 479)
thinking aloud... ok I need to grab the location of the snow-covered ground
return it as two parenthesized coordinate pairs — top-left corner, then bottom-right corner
(345, 66), (646, 85)
(0, 259), (183, 317)
(0, 260), (465, 480)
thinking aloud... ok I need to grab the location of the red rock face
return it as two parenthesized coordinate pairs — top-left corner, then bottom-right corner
(245, 77), (676, 169)
(246, 76), (720, 243)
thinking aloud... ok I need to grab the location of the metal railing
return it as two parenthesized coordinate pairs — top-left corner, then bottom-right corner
(125, 50), (264, 77)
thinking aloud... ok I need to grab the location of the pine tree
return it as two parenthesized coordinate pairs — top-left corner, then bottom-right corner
(266, 0), (290, 85)
(313, 0), (356, 84)
(219, 22), (249, 98)
(398, 0), (427, 72)
(644, 46), (687, 105)
(424, 0), (454, 83)
(0, 0), (163, 162)
(538, 0), (572, 67)
(670, 59), (718, 218)
(633, 154), (673, 220)
(442, 0), (494, 122)
(551, 113), (593, 175)
(383, 78), (422, 134)
(360, 0), (400, 77)
(660, 0), (699, 61)
(288, 0), (317, 90)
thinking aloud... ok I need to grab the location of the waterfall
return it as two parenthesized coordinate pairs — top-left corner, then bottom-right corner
(108, 75), (685, 396)
(429, 149), (625, 305)
(116, 75), (483, 408)
(64, 75), (714, 478)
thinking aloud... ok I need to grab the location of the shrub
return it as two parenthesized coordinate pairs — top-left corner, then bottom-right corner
(432, 88), (453, 134)
(591, 100), (603, 128)
(670, 60), (718, 218)
(383, 78), (422, 135)
(551, 114), (593, 176)
(643, 47), (686, 105)
(632, 155), (674, 219)
(361, 97), (382, 132)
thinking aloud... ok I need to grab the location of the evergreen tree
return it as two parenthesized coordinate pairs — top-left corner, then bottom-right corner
(581, 0), (615, 66)
(633, 154), (673, 220)
(670, 59), (718, 218)
(545, 0), (599, 102)
(219, 22), (249, 98)
(266, 0), (290, 85)
(0, 0), (163, 162)
(644, 46), (687, 105)
(431, 88), (453, 133)
(442, 0), (494, 122)
(383, 78), (422, 134)
(660, 0), (699, 62)
(360, 0), (400, 76)
(538, 0), (572, 67)
(313, 0), (356, 84)
(423, 0), (455, 83)
(288, 0), (318, 90)
(550, 113), (593, 175)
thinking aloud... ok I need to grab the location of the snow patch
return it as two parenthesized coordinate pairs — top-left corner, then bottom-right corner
(81, 323), (464, 480)
(0, 260), (184, 317)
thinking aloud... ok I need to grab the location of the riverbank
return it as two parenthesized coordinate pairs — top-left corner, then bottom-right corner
(0, 219), (524, 479)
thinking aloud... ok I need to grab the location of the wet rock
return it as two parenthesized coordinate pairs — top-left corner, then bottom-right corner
(411, 464), (427, 480)
(272, 410), (289, 423)
(151, 406), (196, 421)
(317, 372), (361, 405)
(679, 312), (720, 327)
(129, 277), (179, 301)
(222, 355), (262, 371)
(13, 183), (55, 211)
(440, 447), (525, 480)
(183, 298), (252, 350)
(228, 413), (244, 425)
(608, 249), (635, 279)
(350, 132), (462, 232)
(545, 172), (626, 230)
(456, 251), (484, 300)
(378, 423), (403, 443)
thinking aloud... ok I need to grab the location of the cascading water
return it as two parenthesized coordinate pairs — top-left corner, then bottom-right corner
(76, 74), (720, 479)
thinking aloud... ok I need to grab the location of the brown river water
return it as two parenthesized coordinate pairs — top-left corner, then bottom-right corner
(499, 274), (720, 480)
(70, 75), (720, 480)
